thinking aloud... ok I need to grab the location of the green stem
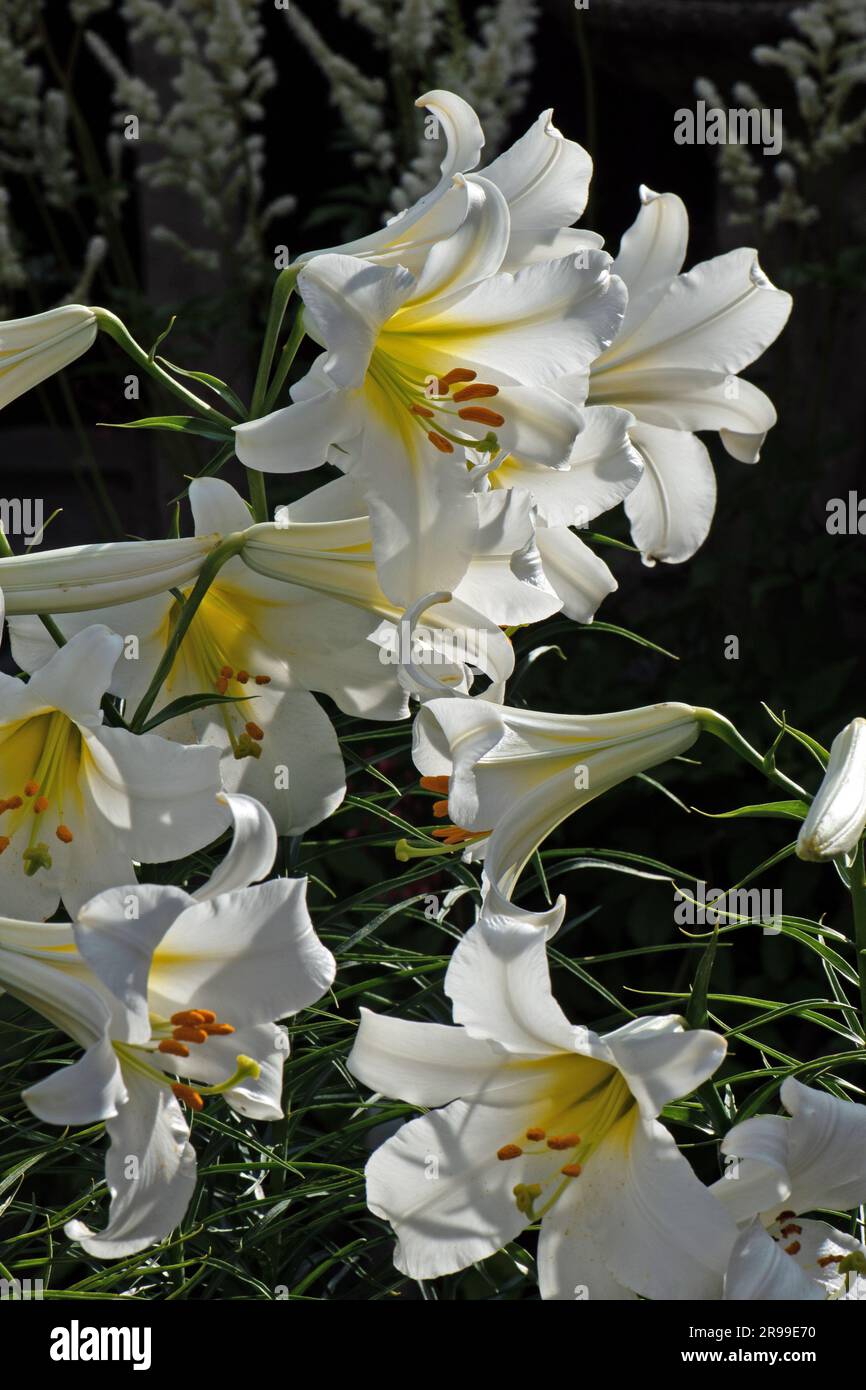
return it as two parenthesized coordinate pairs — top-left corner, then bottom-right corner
(129, 533), (248, 733)
(263, 307), (306, 414)
(92, 309), (235, 431)
(850, 840), (866, 1029)
(695, 708), (809, 801)
(245, 267), (300, 522)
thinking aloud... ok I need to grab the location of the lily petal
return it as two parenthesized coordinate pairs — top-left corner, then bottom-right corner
(723, 1220), (824, 1301)
(480, 109), (594, 273)
(65, 1069), (197, 1260)
(624, 422), (717, 565)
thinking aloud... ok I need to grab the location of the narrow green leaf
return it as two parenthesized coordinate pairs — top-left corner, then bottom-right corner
(156, 357), (247, 417)
(140, 691), (254, 732)
(99, 415), (232, 442)
(692, 799), (809, 822)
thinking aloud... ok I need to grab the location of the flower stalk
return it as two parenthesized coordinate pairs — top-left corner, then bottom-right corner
(245, 267), (300, 521)
(129, 531), (248, 732)
(92, 307), (237, 431)
(851, 840), (866, 1030)
(695, 707), (808, 801)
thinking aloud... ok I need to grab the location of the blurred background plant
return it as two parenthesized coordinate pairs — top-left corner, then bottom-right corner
(695, 0), (866, 234)
(285, 0), (541, 229)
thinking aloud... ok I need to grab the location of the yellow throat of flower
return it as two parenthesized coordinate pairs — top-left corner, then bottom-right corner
(0, 710), (82, 874)
(163, 582), (275, 761)
(496, 1054), (637, 1221)
(368, 348), (506, 460)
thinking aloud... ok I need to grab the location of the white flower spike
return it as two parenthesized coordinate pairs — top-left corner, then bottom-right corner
(348, 905), (733, 1298)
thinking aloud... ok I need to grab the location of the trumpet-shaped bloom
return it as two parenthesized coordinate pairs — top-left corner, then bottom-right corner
(0, 624), (226, 920)
(0, 534), (219, 615)
(348, 906), (732, 1298)
(710, 1077), (866, 1300)
(300, 90), (599, 278)
(796, 717), (866, 862)
(235, 232), (625, 603)
(0, 305), (96, 410)
(0, 794), (335, 1258)
(585, 187), (792, 564)
(411, 696), (699, 915)
(11, 480), (539, 834)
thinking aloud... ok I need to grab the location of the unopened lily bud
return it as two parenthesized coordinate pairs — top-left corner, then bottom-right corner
(797, 718), (866, 862)
(0, 305), (97, 410)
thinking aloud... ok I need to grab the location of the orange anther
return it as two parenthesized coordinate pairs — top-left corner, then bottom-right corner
(33, 796), (49, 814)
(202, 1023), (235, 1036)
(194, 1010), (217, 1024)
(560, 1163), (583, 1178)
(452, 383), (500, 402)
(0, 796), (22, 813)
(525, 1128), (546, 1142)
(172, 1026), (208, 1045)
(245, 721), (264, 741)
(172, 1083), (204, 1112)
(0, 837), (9, 854)
(410, 403), (434, 418)
(547, 1134), (581, 1151)
(780, 1223), (802, 1238)
(236, 669), (250, 684)
(432, 799), (450, 819)
(427, 430), (454, 454)
(158, 1039), (191, 1058)
(431, 825), (476, 844)
(220, 665), (233, 678)
(818, 1254), (843, 1268)
(420, 775), (449, 794)
(170, 1010), (208, 1026)
(254, 674), (271, 685)
(24, 781), (39, 797)
(56, 825), (74, 844)
(778, 1210), (796, 1221)
(496, 1144), (523, 1161)
(784, 1241), (801, 1256)
(438, 368), (476, 389)
(458, 406), (505, 427)
(215, 676), (229, 695)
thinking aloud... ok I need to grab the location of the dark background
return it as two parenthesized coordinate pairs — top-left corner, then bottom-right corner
(1, 0), (864, 1296)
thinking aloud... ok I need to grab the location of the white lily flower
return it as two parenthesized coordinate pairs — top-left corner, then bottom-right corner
(0, 624), (227, 920)
(0, 794), (336, 1259)
(0, 305), (96, 409)
(710, 1077), (866, 1300)
(235, 231), (625, 602)
(585, 186), (792, 564)
(11, 479), (532, 834)
(410, 696), (699, 915)
(796, 717), (866, 862)
(0, 534), (219, 615)
(348, 905), (732, 1298)
(474, 403), (643, 621)
(300, 90), (600, 277)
